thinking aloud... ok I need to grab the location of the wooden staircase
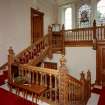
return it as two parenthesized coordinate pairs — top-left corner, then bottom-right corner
(3, 21), (105, 105)
(8, 44), (91, 105)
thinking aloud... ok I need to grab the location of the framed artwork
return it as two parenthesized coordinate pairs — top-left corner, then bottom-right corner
(80, 10), (89, 23)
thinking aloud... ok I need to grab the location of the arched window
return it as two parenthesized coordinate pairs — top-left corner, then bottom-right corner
(65, 7), (72, 29)
(78, 4), (91, 28)
(97, 0), (105, 25)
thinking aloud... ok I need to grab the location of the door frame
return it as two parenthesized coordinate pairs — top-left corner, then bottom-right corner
(31, 8), (44, 44)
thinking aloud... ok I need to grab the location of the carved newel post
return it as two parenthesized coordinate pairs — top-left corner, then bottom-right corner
(93, 20), (97, 50)
(80, 71), (86, 103)
(8, 47), (15, 82)
(59, 55), (69, 105)
(87, 70), (91, 97)
(48, 25), (53, 59)
(61, 24), (65, 54)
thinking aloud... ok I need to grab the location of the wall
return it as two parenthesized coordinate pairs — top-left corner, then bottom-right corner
(44, 47), (96, 83)
(65, 47), (96, 83)
(0, 0), (58, 66)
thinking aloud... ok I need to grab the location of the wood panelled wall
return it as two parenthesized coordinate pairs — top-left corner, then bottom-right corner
(96, 42), (105, 85)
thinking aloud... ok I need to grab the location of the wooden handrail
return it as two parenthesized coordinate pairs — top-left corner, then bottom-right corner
(67, 74), (82, 85)
(8, 25), (92, 105)
(16, 34), (49, 58)
(19, 64), (59, 76)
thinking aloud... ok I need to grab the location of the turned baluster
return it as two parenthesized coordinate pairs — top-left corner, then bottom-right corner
(55, 76), (58, 103)
(40, 72), (43, 85)
(49, 74), (52, 100)
(24, 69), (27, 79)
(39, 44), (41, 52)
(44, 74), (48, 98)
(42, 41), (44, 49)
(32, 71), (34, 83)
(45, 74), (47, 87)
(36, 72), (38, 84)
(20, 67), (24, 77)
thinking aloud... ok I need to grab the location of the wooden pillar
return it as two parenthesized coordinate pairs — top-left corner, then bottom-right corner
(36, 72), (38, 84)
(48, 25), (53, 59)
(40, 72), (43, 85)
(8, 47), (15, 82)
(50, 74), (52, 100)
(55, 76), (58, 103)
(32, 72), (35, 83)
(80, 71), (86, 105)
(61, 24), (65, 54)
(59, 55), (69, 105)
(93, 20), (97, 50)
(87, 70), (91, 84)
(87, 70), (91, 98)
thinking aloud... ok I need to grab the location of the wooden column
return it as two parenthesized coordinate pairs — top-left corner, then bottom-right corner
(36, 72), (38, 84)
(87, 70), (91, 98)
(32, 72), (35, 83)
(61, 24), (65, 54)
(40, 72), (43, 85)
(48, 25), (53, 59)
(50, 74), (52, 100)
(80, 71), (86, 104)
(93, 20), (97, 50)
(59, 55), (69, 105)
(55, 76), (58, 103)
(8, 47), (15, 82)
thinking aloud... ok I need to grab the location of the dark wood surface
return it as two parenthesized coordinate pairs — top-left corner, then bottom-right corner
(8, 81), (47, 103)
(96, 43), (105, 85)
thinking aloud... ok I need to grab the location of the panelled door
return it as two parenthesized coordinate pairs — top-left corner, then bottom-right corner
(96, 44), (105, 85)
(31, 8), (44, 44)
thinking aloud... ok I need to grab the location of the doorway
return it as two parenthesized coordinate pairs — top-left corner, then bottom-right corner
(31, 8), (44, 44)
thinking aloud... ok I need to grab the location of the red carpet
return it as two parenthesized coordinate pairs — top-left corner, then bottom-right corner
(0, 88), (37, 105)
(91, 87), (101, 94)
(98, 86), (105, 105)
(0, 70), (8, 85)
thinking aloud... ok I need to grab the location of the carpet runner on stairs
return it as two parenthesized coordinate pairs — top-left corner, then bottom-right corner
(91, 85), (102, 95)
(98, 86), (105, 105)
(0, 87), (38, 105)
(0, 67), (8, 85)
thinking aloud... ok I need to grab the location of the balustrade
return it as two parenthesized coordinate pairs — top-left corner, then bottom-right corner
(12, 35), (49, 66)
(8, 23), (92, 105)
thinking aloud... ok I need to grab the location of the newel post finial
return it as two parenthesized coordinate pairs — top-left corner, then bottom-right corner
(8, 46), (15, 81)
(80, 71), (86, 102)
(87, 70), (91, 83)
(60, 54), (66, 66)
(8, 46), (14, 55)
(48, 25), (52, 32)
(93, 19), (97, 50)
(93, 19), (96, 27)
(62, 24), (65, 30)
(80, 71), (85, 81)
